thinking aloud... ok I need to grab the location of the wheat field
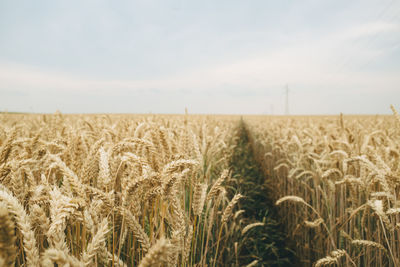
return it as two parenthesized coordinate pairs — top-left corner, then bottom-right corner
(0, 113), (246, 266)
(247, 107), (400, 266)
(1, 108), (400, 266)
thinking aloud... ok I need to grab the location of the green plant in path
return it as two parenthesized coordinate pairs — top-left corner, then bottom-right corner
(226, 120), (296, 266)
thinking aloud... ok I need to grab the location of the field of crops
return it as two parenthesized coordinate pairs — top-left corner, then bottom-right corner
(0, 109), (399, 266)
(247, 109), (400, 266)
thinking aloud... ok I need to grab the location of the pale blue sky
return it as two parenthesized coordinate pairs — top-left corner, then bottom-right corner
(0, 0), (399, 114)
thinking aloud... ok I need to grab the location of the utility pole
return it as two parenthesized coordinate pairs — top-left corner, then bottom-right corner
(285, 84), (289, 115)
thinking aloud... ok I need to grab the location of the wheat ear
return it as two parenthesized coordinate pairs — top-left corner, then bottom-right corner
(207, 169), (229, 202)
(192, 182), (208, 216)
(82, 217), (110, 266)
(314, 249), (349, 267)
(242, 222), (264, 235)
(138, 238), (171, 267)
(41, 248), (84, 267)
(390, 104), (400, 126)
(0, 185), (39, 267)
(221, 194), (243, 224)
(0, 202), (17, 266)
(121, 208), (150, 252)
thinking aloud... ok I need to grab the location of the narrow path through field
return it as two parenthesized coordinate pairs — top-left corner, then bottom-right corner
(228, 120), (296, 266)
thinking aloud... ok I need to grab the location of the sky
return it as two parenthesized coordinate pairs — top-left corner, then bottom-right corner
(0, 0), (399, 115)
